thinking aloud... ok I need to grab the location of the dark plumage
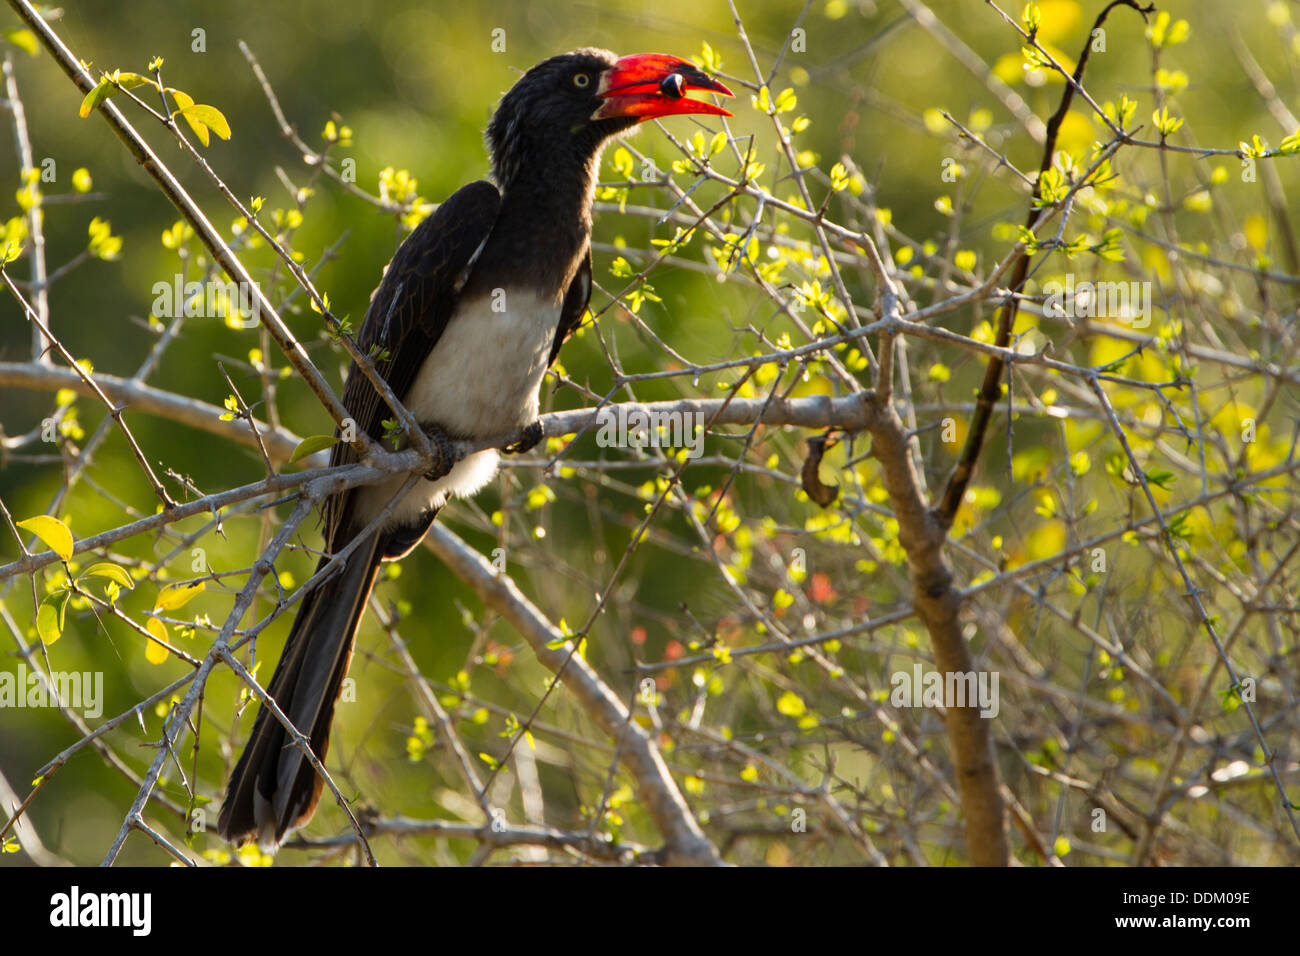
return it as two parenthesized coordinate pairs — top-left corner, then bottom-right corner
(218, 48), (730, 849)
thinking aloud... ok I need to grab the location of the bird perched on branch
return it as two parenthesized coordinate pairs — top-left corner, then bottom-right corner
(218, 48), (732, 848)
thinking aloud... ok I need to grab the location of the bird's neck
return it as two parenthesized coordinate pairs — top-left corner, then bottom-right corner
(483, 146), (604, 298)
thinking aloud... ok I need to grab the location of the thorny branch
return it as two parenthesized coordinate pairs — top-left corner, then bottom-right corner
(2, 0), (1299, 868)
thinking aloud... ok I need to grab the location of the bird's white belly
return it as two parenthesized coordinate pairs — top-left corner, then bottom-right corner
(358, 290), (560, 531)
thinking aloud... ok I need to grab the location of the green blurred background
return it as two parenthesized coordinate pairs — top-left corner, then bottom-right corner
(1, 0), (1296, 864)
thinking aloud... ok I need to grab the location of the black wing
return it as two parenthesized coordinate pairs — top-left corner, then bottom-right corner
(548, 247), (591, 367)
(323, 180), (500, 541)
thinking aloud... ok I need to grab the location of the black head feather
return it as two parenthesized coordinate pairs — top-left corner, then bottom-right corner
(486, 47), (636, 188)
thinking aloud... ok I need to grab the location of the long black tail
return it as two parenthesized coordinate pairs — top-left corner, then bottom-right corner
(218, 532), (383, 848)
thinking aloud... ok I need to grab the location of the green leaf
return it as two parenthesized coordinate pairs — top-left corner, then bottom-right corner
(79, 79), (113, 118)
(81, 562), (134, 590)
(78, 71), (154, 118)
(290, 434), (339, 463)
(113, 72), (154, 90)
(36, 599), (62, 645)
(1146, 469), (1176, 490)
(17, 515), (74, 561)
(1022, 2), (1041, 32)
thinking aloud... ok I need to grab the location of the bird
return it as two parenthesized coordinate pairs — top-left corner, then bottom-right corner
(218, 48), (733, 849)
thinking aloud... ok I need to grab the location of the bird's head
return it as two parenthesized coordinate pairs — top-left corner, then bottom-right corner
(487, 48), (733, 188)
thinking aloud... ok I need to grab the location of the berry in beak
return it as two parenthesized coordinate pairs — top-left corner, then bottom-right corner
(593, 53), (734, 121)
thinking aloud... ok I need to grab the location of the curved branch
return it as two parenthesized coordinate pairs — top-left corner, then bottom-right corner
(5, 0), (370, 456)
(425, 524), (723, 866)
(936, 0), (1154, 528)
(0, 360), (304, 461)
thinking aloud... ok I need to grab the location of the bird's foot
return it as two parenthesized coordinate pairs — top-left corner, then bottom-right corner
(422, 423), (456, 481)
(504, 420), (544, 455)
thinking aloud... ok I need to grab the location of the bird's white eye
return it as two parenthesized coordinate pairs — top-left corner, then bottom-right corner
(572, 73), (591, 89)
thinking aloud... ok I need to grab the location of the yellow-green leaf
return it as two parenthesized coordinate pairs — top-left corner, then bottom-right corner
(177, 103), (231, 145)
(78, 72), (154, 118)
(36, 600), (61, 645)
(17, 515), (74, 561)
(79, 80), (113, 118)
(113, 72), (154, 90)
(189, 104), (231, 140)
(290, 434), (339, 463)
(154, 580), (205, 612)
(169, 89), (206, 146)
(82, 562), (134, 590)
(3, 28), (39, 57)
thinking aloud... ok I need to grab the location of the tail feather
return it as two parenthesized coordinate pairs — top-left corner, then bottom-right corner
(218, 532), (384, 848)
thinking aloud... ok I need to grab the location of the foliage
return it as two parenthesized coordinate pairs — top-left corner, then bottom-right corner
(1, 0), (1298, 867)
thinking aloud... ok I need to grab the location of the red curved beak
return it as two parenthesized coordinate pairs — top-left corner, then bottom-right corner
(593, 53), (734, 122)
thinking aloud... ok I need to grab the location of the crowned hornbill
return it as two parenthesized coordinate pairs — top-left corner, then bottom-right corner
(218, 48), (732, 848)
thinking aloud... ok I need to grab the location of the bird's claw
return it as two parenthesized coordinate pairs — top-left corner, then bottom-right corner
(504, 420), (544, 455)
(422, 423), (456, 481)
